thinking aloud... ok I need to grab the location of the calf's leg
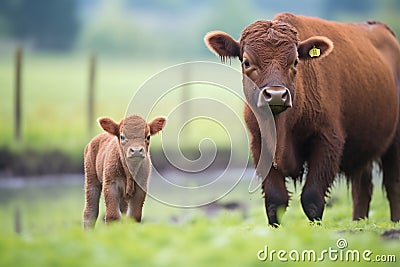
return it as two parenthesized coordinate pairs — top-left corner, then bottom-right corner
(103, 180), (122, 223)
(83, 174), (101, 229)
(351, 164), (373, 220)
(127, 185), (147, 222)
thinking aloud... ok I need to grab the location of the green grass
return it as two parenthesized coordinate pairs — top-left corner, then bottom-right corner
(0, 175), (399, 267)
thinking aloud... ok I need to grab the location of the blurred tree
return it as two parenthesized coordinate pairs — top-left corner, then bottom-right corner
(201, 0), (257, 40)
(323, 0), (376, 19)
(0, 0), (79, 51)
(77, 0), (151, 56)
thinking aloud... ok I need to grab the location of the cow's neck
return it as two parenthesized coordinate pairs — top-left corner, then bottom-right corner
(297, 63), (323, 119)
(272, 112), (305, 178)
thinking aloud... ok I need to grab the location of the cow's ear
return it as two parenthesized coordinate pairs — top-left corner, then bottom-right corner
(298, 36), (333, 60)
(149, 116), (167, 135)
(98, 117), (120, 137)
(204, 31), (241, 62)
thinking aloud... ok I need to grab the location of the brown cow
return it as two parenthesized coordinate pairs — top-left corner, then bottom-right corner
(83, 114), (166, 229)
(205, 13), (400, 226)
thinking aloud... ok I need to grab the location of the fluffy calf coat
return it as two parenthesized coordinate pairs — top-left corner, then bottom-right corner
(83, 115), (166, 229)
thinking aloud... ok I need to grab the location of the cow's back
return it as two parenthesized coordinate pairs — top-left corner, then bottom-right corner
(274, 13), (400, 173)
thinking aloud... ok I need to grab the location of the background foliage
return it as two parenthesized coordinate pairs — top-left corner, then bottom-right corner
(0, 0), (399, 56)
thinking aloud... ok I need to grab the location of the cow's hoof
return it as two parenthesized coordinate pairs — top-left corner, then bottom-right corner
(301, 190), (324, 221)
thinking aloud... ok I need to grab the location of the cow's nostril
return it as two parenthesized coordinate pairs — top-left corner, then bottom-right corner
(263, 89), (272, 100)
(281, 90), (288, 101)
(139, 147), (144, 153)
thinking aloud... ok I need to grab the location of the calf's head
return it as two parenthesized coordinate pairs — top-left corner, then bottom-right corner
(98, 115), (166, 162)
(205, 20), (333, 115)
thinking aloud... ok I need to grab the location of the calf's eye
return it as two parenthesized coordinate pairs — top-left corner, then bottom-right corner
(120, 134), (126, 141)
(243, 59), (251, 69)
(146, 135), (151, 141)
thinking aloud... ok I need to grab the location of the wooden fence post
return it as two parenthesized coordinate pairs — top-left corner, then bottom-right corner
(14, 47), (22, 141)
(14, 207), (22, 234)
(88, 53), (96, 134)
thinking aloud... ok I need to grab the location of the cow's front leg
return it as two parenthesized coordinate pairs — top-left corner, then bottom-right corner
(263, 167), (289, 226)
(301, 133), (343, 222)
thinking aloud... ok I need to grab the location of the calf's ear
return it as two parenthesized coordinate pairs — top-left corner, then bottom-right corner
(298, 36), (333, 60)
(204, 31), (241, 62)
(149, 116), (167, 135)
(98, 117), (120, 137)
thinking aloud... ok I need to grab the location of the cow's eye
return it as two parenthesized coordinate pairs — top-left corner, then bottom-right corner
(243, 59), (251, 69)
(146, 135), (151, 141)
(120, 134), (126, 141)
(294, 58), (299, 67)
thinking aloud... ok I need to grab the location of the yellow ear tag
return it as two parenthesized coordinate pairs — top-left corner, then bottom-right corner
(309, 46), (321, 58)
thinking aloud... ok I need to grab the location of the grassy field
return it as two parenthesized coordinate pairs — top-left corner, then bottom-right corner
(0, 173), (399, 267)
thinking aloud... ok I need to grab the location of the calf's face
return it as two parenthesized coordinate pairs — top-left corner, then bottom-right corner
(204, 20), (334, 115)
(98, 115), (166, 162)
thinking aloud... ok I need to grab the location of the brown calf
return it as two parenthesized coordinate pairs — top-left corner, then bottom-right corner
(83, 114), (166, 229)
(205, 13), (400, 226)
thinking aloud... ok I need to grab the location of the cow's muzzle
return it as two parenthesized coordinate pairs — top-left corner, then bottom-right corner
(257, 86), (293, 115)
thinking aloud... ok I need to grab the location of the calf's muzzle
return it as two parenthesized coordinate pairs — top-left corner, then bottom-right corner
(257, 86), (293, 115)
(128, 146), (145, 159)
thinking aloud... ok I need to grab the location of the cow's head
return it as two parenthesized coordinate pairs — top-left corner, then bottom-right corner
(204, 20), (333, 115)
(98, 115), (166, 163)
